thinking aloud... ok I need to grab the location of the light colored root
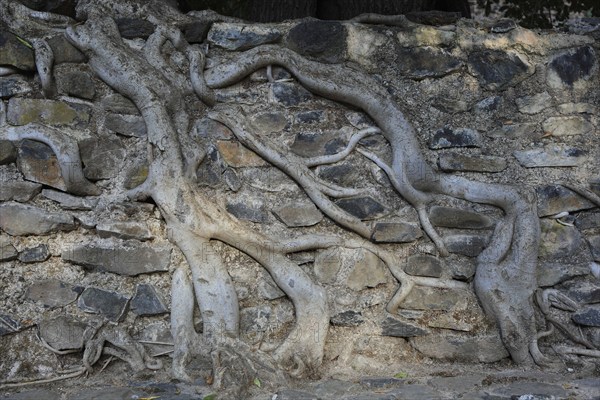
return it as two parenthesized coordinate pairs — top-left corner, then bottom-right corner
(188, 44), (217, 106)
(560, 183), (600, 207)
(32, 39), (56, 98)
(303, 127), (381, 167)
(4, 124), (100, 196)
(554, 346), (600, 358)
(0, 368), (86, 390)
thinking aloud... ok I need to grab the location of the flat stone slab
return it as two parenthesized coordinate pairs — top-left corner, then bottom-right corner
(371, 222), (422, 243)
(78, 287), (129, 322)
(0, 202), (75, 236)
(468, 49), (532, 90)
(381, 316), (428, 337)
(0, 75), (33, 98)
(429, 206), (494, 229)
(438, 153), (507, 172)
(286, 20), (347, 63)
(208, 23), (281, 51)
(514, 145), (586, 167)
(411, 332), (509, 362)
(400, 286), (471, 311)
(330, 311), (364, 327)
(0, 31), (35, 70)
(290, 130), (345, 157)
(396, 47), (463, 80)
(62, 242), (171, 276)
(572, 304), (600, 327)
(79, 136), (126, 180)
(7, 98), (91, 127)
(0, 181), (42, 202)
(547, 45), (597, 89)
(16, 139), (68, 191)
(130, 284), (168, 316)
(444, 234), (489, 257)
(346, 248), (389, 290)
(26, 279), (80, 308)
(515, 91), (552, 114)
(0, 235), (18, 261)
(335, 196), (386, 220)
(539, 219), (583, 259)
(270, 82), (313, 106)
(536, 184), (596, 217)
(38, 316), (87, 351)
(96, 221), (153, 241)
(226, 201), (270, 223)
(542, 116), (593, 136)
(217, 140), (268, 167)
(0, 140), (17, 164)
(18, 244), (50, 263)
(429, 127), (481, 149)
(105, 113), (147, 137)
(405, 254), (443, 278)
(42, 189), (98, 211)
(274, 202), (323, 227)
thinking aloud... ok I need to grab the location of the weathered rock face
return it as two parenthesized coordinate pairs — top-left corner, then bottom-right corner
(1, 9), (599, 388)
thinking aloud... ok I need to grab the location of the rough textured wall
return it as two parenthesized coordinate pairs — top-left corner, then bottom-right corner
(0, 10), (599, 388)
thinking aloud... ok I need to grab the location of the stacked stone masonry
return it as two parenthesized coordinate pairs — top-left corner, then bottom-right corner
(0, 5), (599, 397)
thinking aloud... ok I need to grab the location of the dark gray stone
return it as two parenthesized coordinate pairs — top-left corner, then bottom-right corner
(123, 162), (148, 190)
(484, 382), (568, 399)
(38, 316), (87, 350)
(429, 127), (481, 149)
(79, 136), (126, 180)
(78, 287), (129, 322)
(16, 139), (67, 191)
(381, 316), (428, 337)
(445, 234), (488, 257)
(101, 94), (139, 115)
(296, 110), (324, 124)
(359, 377), (404, 389)
(276, 389), (317, 400)
(429, 206), (494, 229)
(286, 20), (346, 63)
(181, 20), (212, 43)
(548, 46), (596, 86)
(0, 140), (17, 165)
(62, 243), (171, 276)
(514, 146), (586, 168)
(489, 123), (537, 139)
(116, 18), (155, 39)
(290, 130), (345, 157)
(274, 202), (323, 227)
(536, 184), (595, 217)
(226, 201), (269, 223)
(562, 280), (600, 305)
(438, 153), (507, 172)
(223, 168), (241, 191)
(26, 279), (79, 308)
(468, 49), (531, 90)
(331, 311), (364, 327)
(105, 113), (147, 137)
(208, 23), (281, 51)
(0, 235), (18, 261)
(0, 181), (42, 202)
(270, 82), (312, 106)
(0, 202), (75, 236)
(405, 254), (443, 278)
(396, 47), (462, 80)
(47, 35), (86, 64)
(57, 70), (95, 100)
(449, 258), (476, 281)
(0, 30), (35, 70)
(587, 235), (600, 261)
(475, 96), (502, 112)
(18, 244), (50, 263)
(537, 262), (588, 287)
(411, 332), (509, 362)
(240, 305), (272, 334)
(371, 222), (422, 243)
(317, 163), (358, 186)
(491, 18), (517, 33)
(197, 146), (224, 188)
(96, 221), (153, 241)
(130, 284), (168, 316)
(42, 189), (98, 210)
(335, 196), (386, 220)
(0, 314), (21, 336)
(0, 75), (33, 98)
(7, 98), (91, 127)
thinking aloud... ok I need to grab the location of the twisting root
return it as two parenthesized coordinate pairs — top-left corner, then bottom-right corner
(32, 39), (56, 98)
(4, 124), (100, 196)
(304, 127), (380, 167)
(0, 368), (86, 389)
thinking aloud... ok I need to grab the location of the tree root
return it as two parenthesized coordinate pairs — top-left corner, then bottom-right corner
(4, 124), (100, 196)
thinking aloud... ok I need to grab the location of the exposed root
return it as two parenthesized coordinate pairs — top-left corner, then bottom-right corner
(304, 127), (380, 167)
(32, 39), (56, 98)
(554, 346), (600, 358)
(0, 367), (86, 390)
(4, 124), (101, 196)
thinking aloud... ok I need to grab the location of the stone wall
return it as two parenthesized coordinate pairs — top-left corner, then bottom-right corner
(1, 14), (599, 381)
